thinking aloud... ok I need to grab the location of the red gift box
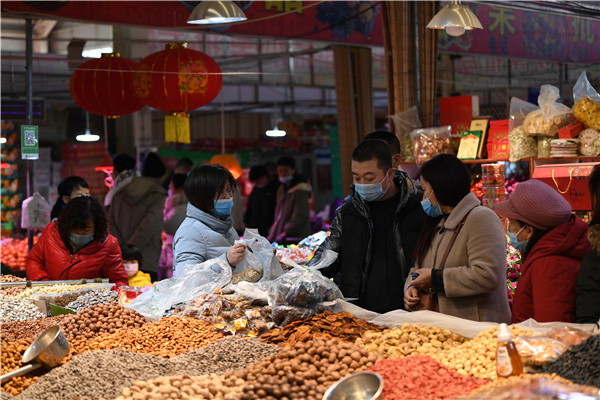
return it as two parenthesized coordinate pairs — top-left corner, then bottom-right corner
(558, 122), (584, 139)
(532, 162), (600, 210)
(440, 95), (480, 137)
(487, 120), (509, 160)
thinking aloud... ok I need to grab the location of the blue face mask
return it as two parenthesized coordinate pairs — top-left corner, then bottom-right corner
(355, 172), (391, 202)
(508, 226), (528, 253)
(421, 195), (443, 218)
(70, 233), (94, 247)
(212, 198), (234, 217)
(279, 175), (293, 184)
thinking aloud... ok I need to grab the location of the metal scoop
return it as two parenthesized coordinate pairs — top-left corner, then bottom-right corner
(0, 325), (70, 384)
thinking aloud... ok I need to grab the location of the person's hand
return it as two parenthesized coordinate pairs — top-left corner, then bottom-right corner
(226, 243), (246, 267)
(410, 268), (433, 290)
(404, 287), (420, 310)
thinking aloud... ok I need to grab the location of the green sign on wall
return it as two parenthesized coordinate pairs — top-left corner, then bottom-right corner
(21, 125), (39, 160)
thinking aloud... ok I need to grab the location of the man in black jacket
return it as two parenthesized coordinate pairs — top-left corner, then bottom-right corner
(307, 140), (425, 313)
(244, 165), (279, 237)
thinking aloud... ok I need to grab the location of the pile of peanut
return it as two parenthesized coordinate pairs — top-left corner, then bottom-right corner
(357, 324), (466, 358)
(430, 326), (534, 380)
(82, 316), (224, 357)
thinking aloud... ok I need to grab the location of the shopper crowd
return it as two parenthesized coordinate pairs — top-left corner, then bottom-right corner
(24, 134), (600, 326)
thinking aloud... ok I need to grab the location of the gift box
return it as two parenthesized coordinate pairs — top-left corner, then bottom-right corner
(532, 162), (600, 210)
(487, 120), (510, 160)
(558, 122), (584, 139)
(440, 95), (480, 137)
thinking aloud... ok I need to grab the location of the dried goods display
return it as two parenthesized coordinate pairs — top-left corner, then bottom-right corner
(11, 283), (107, 300)
(368, 356), (487, 400)
(357, 324), (465, 358)
(523, 85), (572, 137)
(173, 293), (274, 337)
(456, 374), (600, 399)
(574, 97), (600, 131)
(539, 335), (600, 388)
(65, 288), (118, 312)
(0, 315), (69, 342)
(235, 337), (381, 400)
(537, 135), (555, 158)
(0, 275), (25, 283)
(514, 336), (569, 366)
(430, 326), (534, 380)
(411, 126), (454, 166)
(545, 327), (591, 347)
(82, 316), (224, 357)
(0, 287), (26, 297)
(0, 296), (45, 323)
(509, 126), (537, 162)
(117, 374), (244, 400)
(260, 311), (384, 346)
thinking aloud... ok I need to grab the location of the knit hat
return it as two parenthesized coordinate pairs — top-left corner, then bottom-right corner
(495, 179), (572, 231)
(142, 152), (166, 178)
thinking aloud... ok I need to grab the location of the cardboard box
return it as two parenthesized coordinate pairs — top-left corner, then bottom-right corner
(532, 162), (600, 210)
(440, 95), (480, 137)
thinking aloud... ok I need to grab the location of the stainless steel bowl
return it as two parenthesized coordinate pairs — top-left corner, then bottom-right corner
(322, 372), (383, 400)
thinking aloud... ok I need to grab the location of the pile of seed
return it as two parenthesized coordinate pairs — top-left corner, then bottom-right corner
(0, 275), (25, 282)
(430, 326), (534, 380)
(260, 311), (384, 346)
(0, 287), (26, 297)
(368, 356), (487, 400)
(65, 289), (118, 312)
(2, 374), (40, 397)
(0, 315), (69, 342)
(357, 324), (466, 358)
(539, 335), (600, 387)
(81, 317), (224, 357)
(12, 283), (104, 300)
(0, 296), (45, 323)
(16, 337), (279, 400)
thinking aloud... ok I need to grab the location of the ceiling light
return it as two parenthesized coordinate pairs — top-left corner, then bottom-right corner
(266, 127), (287, 137)
(76, 129), (100, 142)
(187, 0), (247, 25)
(426, 1), (483, 36)
(0, 138), (6, 144)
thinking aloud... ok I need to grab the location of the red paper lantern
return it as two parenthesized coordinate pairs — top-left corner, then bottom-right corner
(70, 53), (144, 118)
(133, 43), (222, 143)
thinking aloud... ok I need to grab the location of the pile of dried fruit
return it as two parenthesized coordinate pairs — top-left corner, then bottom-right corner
(357, 324), (466, 358)
(0, 296), (45, 323)
(260, 311), (384, 346)
(540, 335), (600, 388)
(116, 374), (243, 400)
(1, 315), (69, 342)
(0, 274), (25, 283)
(430, 326), (534, 380)
(82, 316), (224, 357)
(368, 356), (487, 400)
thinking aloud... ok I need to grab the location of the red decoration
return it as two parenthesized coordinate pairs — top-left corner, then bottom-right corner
(69, 53), (144, 118)
(133, 42), (222, 113)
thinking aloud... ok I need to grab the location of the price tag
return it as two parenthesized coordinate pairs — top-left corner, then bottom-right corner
(21, 125), (39, 160)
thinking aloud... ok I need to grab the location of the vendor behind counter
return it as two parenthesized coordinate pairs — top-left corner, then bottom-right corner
(25, 196), (129, 286)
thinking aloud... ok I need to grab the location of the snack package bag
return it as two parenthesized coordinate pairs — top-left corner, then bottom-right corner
(410, 125), (454, 166)
(509, 127), (537, 162)
(523, 85), (572, 137)
(573, 71), (600, 131)
(390, 106), (422, 162)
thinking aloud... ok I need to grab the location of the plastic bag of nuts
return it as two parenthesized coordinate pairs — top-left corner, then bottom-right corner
(508, 126), (537, 162)
(573, 71), (600, 131)
(523, 85), (572, 137)
(390, 106), (422, 162)
(410, 126), (454, 166)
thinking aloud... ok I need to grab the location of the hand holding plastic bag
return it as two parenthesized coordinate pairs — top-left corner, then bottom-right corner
(126, 258), (232, 321)
(242, 229), (284, 282)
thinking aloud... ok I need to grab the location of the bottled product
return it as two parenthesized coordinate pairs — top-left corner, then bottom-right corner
(496, 323), (524, 378)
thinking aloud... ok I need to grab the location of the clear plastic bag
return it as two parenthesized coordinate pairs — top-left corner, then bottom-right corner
(125, 258), (232, 321)
(509, 97), (539, 132)
(268, 267), (343, 309)
(21, 192), (51, 229)
(390, 106), (422, 162)
(573, 71), (600, 131)
(231, 239), (264, 284)
(410, 126), (454, 166)
(509, 126), (537, 162)
(523, 85), (572, 137)
(242, 229), (284, 282)
(514, 335), (569, 366)
(537, 135), (556, 158)
(545, 326), (591, 347)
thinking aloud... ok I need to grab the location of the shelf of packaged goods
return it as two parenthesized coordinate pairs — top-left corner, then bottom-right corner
(400, 156), (599, 166)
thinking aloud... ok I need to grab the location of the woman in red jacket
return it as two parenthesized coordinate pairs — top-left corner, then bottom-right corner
(26, 196), (128, 285)
(496, 179), (591, 323)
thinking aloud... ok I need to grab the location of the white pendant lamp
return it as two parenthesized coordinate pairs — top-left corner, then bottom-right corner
(76, 111), (100, 142)
(426, 1), (483, 37)
(187, 0), (247, 25)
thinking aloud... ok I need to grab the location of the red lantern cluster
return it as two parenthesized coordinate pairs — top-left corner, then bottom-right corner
(69, 53), (144, 118)
(132, 43), (222, 114)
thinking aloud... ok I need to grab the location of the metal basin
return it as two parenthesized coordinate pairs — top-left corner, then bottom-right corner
(22, 325), (70, 367)
(322, 372), (383, 400)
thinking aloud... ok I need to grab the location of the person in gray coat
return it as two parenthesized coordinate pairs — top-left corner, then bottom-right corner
(108, 153), (167, 282)
(172, 164), (246, 277)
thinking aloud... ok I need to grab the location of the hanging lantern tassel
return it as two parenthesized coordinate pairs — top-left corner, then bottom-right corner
(165, 112), (191, 143)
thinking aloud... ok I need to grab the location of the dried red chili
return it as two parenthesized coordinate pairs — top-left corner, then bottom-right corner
(368, 355), (487, 400)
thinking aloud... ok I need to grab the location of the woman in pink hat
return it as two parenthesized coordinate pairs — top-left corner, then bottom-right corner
(495, 179), (591, 324)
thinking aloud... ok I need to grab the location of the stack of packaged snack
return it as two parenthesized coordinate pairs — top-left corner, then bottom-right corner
(481, 163), (506, 211)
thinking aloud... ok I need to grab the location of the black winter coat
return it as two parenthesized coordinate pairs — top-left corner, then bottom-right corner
(575, 224), (600, 325)
(244, 181), (279, 237)
(307, 171), (426, 312)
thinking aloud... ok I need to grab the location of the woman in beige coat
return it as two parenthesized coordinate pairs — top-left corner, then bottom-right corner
(404, 155), (511, 323)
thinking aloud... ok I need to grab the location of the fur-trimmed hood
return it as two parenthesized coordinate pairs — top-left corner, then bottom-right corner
(588, 224), (600, 254)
